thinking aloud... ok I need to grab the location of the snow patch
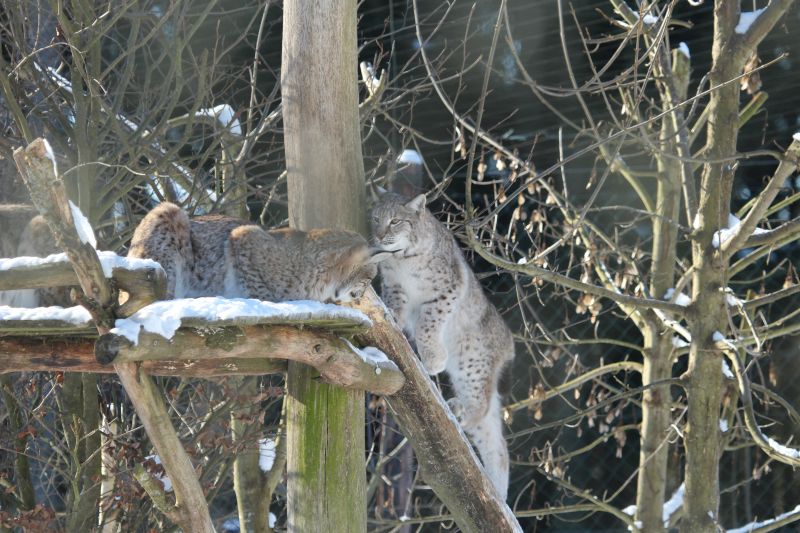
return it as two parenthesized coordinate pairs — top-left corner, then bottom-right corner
(197, 104), (242, 136)
(0, 305), (92, 324)
(712, 214), (769, 248)
(68, 201), (97, 248)
(720, 419), (729, 432)
(678, 42), (690, 59)
(110, 297), (371, 345)
(766, 436), (800, 460)
(722, 360), (735, 379)
(794, 132), (800, 143)
(145, 455), (172, 492)
(672, 336), (689, 349)
(663, 483), (685, 525)
(342, 339), (395, 375)
(258, 438), (276, 472)
(735, 9), (766, 34)
(41, 138), (59, 177)
(727, 505), (800, 533)
(663, 288), (691, 307)
(398, 149), (423, 166)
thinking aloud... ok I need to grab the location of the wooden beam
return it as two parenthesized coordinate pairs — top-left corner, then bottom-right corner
(95, 325), (403, 395)
(353, 289), (523, 532)
(0, 322), (404, 394)
(0, 335), (286, 376)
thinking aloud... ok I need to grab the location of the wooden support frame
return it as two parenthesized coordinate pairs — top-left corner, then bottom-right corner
(3, 137), (522, 532)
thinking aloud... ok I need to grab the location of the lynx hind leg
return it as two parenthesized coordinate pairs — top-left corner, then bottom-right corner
(465, 394), (510, 500)
(128, 203), (192, 298)
(228, 225), (287, 301)
(446, 343), (497, 429)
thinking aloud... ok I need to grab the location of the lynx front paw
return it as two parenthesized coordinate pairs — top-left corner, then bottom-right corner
(419, 347), (447, 375)
(447, 397), (465, 424)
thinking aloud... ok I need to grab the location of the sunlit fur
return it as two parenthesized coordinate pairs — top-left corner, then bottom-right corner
(128, 203), (380, 303)
(371, 192), (514, 499)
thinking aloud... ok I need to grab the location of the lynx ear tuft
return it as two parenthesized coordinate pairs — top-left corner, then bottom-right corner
(405, 193), (426, 213)
(369, 184), (389, 202)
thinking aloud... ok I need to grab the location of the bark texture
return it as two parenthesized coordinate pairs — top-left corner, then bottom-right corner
(281, 0), (369, 530)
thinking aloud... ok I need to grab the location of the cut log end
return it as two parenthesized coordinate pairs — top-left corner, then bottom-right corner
(95, 333), (134, 364)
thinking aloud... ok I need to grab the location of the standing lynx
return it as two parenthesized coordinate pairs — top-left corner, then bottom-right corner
(128, 202), (384, 302)
(370, 192), (515, 499)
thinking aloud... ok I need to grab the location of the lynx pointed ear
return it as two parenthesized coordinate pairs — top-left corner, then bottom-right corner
(369, 184), (389, 202)
(406, 193), (426, 213)
(366, 247), (396, 264)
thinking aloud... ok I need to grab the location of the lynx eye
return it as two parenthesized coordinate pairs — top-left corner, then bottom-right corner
(389, 219), (402, 227)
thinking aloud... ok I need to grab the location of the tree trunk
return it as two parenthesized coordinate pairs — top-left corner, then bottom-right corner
(233, 377), (271, 533)
(635, 45), (687, 532)
(683, 3), (739, 530)
(281, 0), (368, 531)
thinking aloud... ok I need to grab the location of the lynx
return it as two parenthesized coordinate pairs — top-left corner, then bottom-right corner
(128, 202), (386, 303)
(0, 213), (72, 307)
(370, 192), (515, 499)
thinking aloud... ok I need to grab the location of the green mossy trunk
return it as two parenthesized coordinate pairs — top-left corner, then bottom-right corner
(281, 0), (368, 530)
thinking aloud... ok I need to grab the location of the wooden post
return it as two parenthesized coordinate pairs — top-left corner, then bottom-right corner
(281, 0), (368, 530)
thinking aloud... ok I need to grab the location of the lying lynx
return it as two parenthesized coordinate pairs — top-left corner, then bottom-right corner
(370, 192), (515, 499)
(128, 202), (385, 302)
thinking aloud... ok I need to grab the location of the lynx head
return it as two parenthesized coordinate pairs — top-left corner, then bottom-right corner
(307, 229), (391, 302)
(369, 192), (427, 254)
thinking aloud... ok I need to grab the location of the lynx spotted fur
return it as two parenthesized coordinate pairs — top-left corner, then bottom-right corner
(370, 192), (514, 499)
(128, 203), (383, 302)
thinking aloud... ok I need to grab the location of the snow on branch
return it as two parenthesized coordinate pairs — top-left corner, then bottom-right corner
(715, 334), (800, 467)
(196, 104), (242, 136)
(727, 505), (800, 533)
(735, 9), (766, 34)
(35, 63), (218, 210)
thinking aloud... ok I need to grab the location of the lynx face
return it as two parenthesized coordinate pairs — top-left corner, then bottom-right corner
(333, 260), (378, 302)
(370, 193), (426, 254)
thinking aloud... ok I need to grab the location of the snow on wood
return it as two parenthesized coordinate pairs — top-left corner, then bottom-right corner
(110, 297), (372, 345)
(0, 251), (162, 278)
(766, 436), (800, 460)
(671, 335), (689, 348)
(641, 14), (658, 25)
(196, 104), (242, 136)
(0, 304), (92, 324)
(40, 138), (59, 177)
(342, 339), (396, 375)
(68, 201), (97, 248)
(721, 360), (734, 379)
(713, 214), (769, 248)
(727, 505), (800, 533)
(662, 483), (684, 525)
(678, 42), (690, 58)
(735, 8), (765, 34)
(145, 455), (173, 492)
(663, 288), (691, 307)
(258, 438), (276, 472)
